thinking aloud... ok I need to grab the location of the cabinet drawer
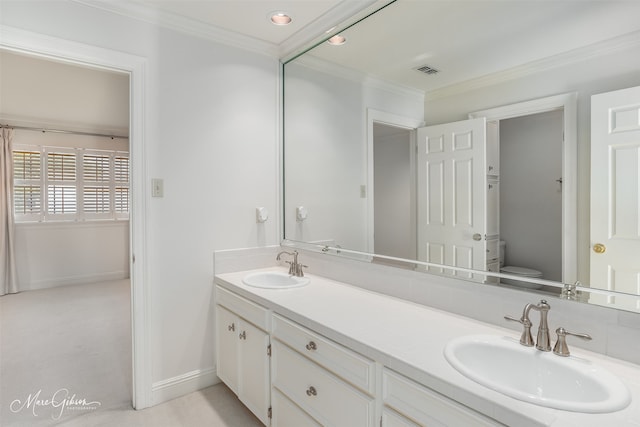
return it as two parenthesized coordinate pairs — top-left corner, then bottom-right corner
(272, 341), (375, 427)
(272, 314), (375, 394)
(382, 409), (420, 427)
(272, 388), (321, 427)
(383, 369), (502, 427)
(215, 285), (269, 330)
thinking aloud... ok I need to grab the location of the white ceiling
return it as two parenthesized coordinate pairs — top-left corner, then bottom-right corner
(305, 0), (640, 94)
(79, 0), (640, 94)
(131, 0), (348, 46)
(79, 0), (381, 56)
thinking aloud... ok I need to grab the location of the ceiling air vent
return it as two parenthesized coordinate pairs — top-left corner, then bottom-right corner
(415, 65), (439, 75)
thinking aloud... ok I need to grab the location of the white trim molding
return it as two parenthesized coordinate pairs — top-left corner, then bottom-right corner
(0, 24), (153, 409)
(151, 367), (219, 406)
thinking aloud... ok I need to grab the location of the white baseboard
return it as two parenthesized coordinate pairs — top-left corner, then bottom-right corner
(20, 271), (130, 291)
(151, 367), (220, 406)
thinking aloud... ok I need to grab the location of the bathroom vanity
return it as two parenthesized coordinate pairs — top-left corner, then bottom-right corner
(214, 267), (640, 427)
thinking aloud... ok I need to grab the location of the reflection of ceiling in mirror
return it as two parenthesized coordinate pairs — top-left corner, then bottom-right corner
(308, 1), (640, 94)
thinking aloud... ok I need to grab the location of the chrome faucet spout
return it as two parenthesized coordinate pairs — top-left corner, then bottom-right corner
(505, 299), (551, 350)
(525, 300), (551, 351)
(276, 250), (295, 261)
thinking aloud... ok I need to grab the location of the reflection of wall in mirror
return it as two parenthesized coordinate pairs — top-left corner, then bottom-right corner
(284, 60), (424, 250)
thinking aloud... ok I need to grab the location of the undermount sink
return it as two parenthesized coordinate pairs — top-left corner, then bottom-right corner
(444, 335), (631, 413)
(242, 271), (310, 289)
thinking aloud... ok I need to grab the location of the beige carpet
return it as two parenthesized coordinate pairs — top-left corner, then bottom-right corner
(0, 280), (261, 426)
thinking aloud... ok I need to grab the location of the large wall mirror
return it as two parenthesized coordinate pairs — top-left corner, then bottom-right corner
(283, 0), (640, 312)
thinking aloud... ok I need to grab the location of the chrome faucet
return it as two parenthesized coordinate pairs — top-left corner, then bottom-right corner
(505, 299), (551, 351)
(276, 250), (307, 277)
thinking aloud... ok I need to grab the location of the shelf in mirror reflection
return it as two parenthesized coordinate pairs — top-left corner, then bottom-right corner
(282, 240), (640, 313)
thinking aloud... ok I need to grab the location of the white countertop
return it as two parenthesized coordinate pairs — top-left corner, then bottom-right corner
(215, 267), (640, 427)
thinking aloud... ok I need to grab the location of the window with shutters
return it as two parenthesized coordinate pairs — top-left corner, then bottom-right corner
(13, 145), (129, 222)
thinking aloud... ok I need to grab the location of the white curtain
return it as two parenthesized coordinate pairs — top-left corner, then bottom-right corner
(1, 127), (18, 295)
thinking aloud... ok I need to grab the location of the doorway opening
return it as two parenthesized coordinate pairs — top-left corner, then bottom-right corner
(0, 49), (133, 422)
(470, 92), (578, 284)
(1, 25), (150, 412)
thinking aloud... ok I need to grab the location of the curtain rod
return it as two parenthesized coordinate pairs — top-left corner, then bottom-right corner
(1, 123), (128, 140)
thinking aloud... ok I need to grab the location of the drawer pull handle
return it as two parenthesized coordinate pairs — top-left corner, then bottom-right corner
(228, 323), (235, 332)
(239, 331), (246, 340)
(305, 341), (317, 351)
(306, 386), (317, 397)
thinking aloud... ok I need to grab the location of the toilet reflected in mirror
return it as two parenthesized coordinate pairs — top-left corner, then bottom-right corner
(499, 241), (544, 289)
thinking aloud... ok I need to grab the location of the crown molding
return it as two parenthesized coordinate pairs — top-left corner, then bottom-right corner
(71, 0), (280, 57)
(425, 29), (640, 101)
(293, 55), (424, 101)
(278, 0), (387, 60)
(71, 0), (387, 60)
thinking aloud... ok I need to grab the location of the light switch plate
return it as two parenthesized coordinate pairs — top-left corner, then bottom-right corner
(152, 178), (164, 197)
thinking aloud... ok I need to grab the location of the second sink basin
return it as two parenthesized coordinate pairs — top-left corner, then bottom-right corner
(242, 271), (310, 289)
(444, 334), (631, 413)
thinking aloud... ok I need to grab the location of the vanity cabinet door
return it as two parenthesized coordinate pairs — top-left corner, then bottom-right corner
(238, 318), (271, 425)
(383, 369), (503, 427)
(215, 286), (271, 426)
(216, 305), (239, 394)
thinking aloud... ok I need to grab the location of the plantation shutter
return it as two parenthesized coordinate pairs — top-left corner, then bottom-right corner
(83, 153), (111, 214)
(46, 151), (77, 216)
(13, 150), (42, 219)
(114, 155), (130, 216)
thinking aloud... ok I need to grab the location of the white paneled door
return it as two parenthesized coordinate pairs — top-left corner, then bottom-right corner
(417, 118), (487, 277)
(591, 86), (640, 309)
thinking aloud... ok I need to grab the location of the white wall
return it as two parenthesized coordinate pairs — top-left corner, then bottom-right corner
(423, 43), (640, 284)
(0, 50), (130, 133)
(14, 222), (129, 291)
(500, 111), (563, 281)
(284, 60), (424, 251)
(1, 0), (280, 405)
(1, 51), (131, 290)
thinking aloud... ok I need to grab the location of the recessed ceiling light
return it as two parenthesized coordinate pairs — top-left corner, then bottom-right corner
(327, 35), (346, 46)
(270, 12), (292, 26)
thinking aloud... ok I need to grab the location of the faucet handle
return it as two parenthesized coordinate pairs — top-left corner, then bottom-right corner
(504, 315), (534, 347)
(553, 327), (592, 357)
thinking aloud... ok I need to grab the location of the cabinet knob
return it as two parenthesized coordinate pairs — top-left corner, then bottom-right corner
(305, 341), (317, 351)
(228, 323), (235, 332)
(239, 331), (246, 340)
(306, 386), (317, 397)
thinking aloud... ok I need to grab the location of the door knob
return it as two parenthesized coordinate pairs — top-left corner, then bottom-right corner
(593, 243), (606, 254)
(473, 233), (482, 241)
